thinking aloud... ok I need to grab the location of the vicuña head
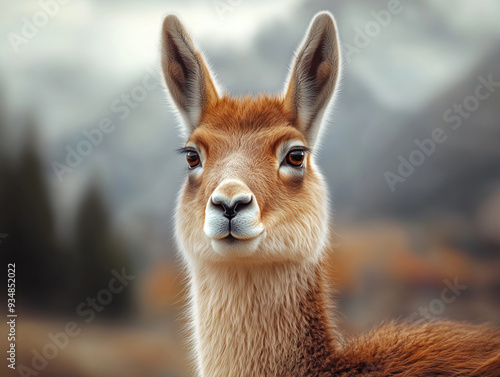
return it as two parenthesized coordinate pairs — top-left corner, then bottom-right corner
(161, 11), (500, 377)
(162, 12), (338, 264)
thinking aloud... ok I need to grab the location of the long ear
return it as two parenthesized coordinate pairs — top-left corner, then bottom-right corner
(161, 15), (219, 135)
(284, 12), (340, 147)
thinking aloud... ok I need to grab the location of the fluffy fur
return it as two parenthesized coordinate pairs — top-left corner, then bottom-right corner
(160, 11), (500, 377)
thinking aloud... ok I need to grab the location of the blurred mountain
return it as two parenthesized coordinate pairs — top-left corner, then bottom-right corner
(340, 46), (500, 219)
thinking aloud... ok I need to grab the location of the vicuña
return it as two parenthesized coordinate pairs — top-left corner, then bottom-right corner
(160, 11), (500, 377)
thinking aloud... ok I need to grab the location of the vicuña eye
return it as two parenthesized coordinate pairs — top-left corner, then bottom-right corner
(186, 151), (200, 168)
(286, 150), (305, 167)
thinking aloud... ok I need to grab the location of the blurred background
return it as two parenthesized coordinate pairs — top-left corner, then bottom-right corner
(1, 0), (500, 376)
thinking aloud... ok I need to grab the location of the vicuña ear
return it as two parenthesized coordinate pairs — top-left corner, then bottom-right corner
(161, 15), (219, 135)
(284, 12), (340, 148)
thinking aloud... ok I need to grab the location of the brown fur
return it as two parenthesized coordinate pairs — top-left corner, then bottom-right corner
(296, 266), (500, 376)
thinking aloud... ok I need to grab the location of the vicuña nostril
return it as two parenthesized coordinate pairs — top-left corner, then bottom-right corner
(211, 194), (252, 219)
(223, 205), (235, 219)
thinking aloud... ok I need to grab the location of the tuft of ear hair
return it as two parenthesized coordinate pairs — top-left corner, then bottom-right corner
(284, 12), (341, 148)
(161, 14), (219, 135)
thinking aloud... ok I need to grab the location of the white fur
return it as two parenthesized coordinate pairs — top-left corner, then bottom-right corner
(204, 179), (264, 256)
(188, 260), (320, 377)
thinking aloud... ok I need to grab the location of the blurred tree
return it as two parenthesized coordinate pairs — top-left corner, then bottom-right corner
(73, 180), (132, 317)
(0, 99), (9, 232)
(0, 100), (10, 255)
(0, 109), (132, 318)
(0, 117), (72, 313)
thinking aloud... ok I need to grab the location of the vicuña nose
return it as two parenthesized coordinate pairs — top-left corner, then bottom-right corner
(211, 193), (252, 219)
(204, 179), (263, 242)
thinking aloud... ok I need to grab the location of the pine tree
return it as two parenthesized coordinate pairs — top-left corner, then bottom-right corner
(0, 106), (132, 317)
(73, 179), (132, 317)
(0, 118), (71, 313)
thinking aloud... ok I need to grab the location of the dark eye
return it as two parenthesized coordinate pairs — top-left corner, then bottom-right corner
(286, 150), (305, 167)
(186, 151), (200, 168)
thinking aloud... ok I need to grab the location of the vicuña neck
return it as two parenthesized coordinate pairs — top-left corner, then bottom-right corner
(188, 258), (339, 377)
